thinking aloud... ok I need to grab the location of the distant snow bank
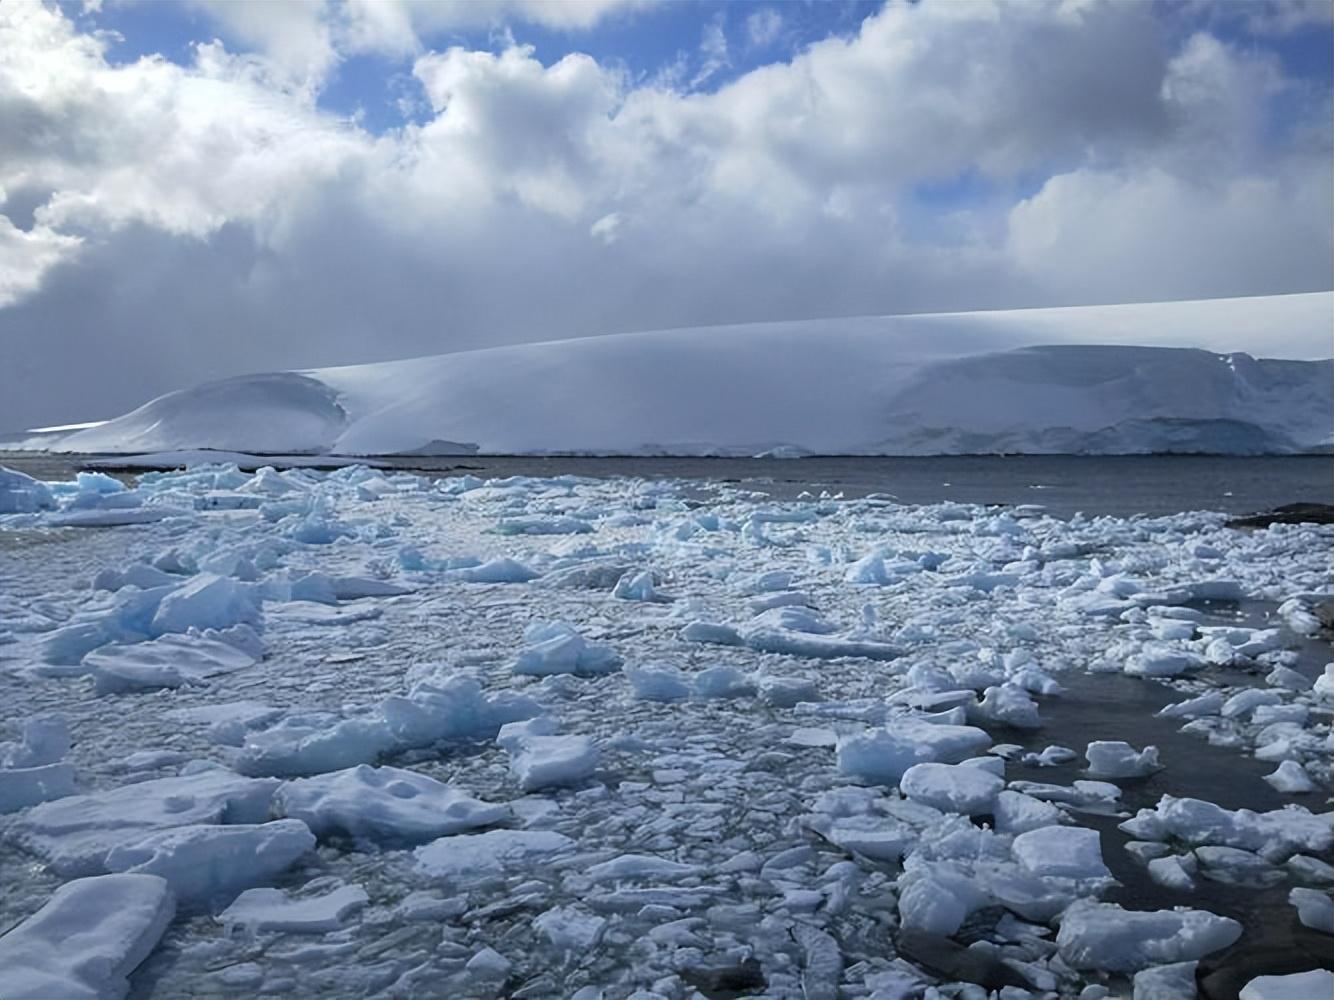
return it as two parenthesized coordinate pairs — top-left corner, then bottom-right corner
(19, 293), (1334, 457)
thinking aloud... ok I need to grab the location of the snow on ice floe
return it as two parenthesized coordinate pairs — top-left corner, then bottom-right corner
(0, 874), (174, 1000)
(17, 294), (1333, 457)
(1, 456), (1333, 997)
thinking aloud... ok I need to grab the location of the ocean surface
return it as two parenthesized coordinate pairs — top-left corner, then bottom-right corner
(2, 452), (1331, 518)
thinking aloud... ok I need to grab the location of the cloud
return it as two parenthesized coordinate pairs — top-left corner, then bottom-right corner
(745, 8), (783, 50)
(0, 0), (1330, 429)
(691, 13), (730, 89)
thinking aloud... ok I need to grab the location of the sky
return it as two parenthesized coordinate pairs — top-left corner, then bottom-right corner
(1, 0), (1332, 430)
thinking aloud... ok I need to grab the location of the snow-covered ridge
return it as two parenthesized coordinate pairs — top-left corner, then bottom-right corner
(17, 293), (1334, 457)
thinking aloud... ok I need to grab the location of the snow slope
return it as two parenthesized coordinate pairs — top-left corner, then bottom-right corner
(24, 293), (1334, 456)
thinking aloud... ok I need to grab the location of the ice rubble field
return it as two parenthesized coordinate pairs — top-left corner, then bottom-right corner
(0, 462), (1332, 1000)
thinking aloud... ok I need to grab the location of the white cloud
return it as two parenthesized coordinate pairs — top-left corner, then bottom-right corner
(691, 13), (730, 89)
(0, 0), (1329, 428)
(0, 216), (80, 307)
(745, 8), (783, 50)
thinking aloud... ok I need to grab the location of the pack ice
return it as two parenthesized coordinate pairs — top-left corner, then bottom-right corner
(0, 454), (1331, 998)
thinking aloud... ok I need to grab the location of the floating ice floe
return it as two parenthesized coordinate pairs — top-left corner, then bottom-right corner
(501, 726), (600, 792)
(414, 829), (575, 881)
(1289, 887), (1334, 934)
(0, 873), (174, 1000)
(898, 760), (1004, 815)
(1084, 740), (1162, 778)
(275, 764), (509, 844)
(7, 769), (279, 875)
(103, 819), (315, 903)
(82, 629), (260, 695)
(1240, 969), (1334, 1000)
(1055, 899), (1242, 972)
(836, 721), (992, 785)
(218, 884), (370, 934)
(0, 717), (76, 813)
(1119, 794), (1334, 856)
(511, 622), (621, 677)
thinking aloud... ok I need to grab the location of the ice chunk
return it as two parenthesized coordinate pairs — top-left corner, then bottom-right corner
(0, 873), (174, 1000)
(327, 576), (411, 600)
(626, 663), (691, 701)
(449, 557), (539, 583)
(899, 761), (1003, 815)
(732, 569), (792, 595)
(512, 623), (621, 677)
(744, 628), (902, 661)
(235, 715), (397, 778)
(585, 854), (702, 882)
(611, 569), (664, 602)
(0, 763), (77, 814)
(415, 829), (575, 880)
(1117, 794), (1334, 854)
(275, 764), (508, 844)
(993, 790), (1066, 834)
(693, 664), (755, 699)
(1288, 888), (1334, 934)
(103, 819), (314, 902)
(1220, 689), (1282, 719)
(1131, 962), (1198, 1000)
(896, 868), (988, 935)
(1313, 664), (1334, 701)
(836, 721), (992, 785)
(680, 621), (743, 646)
(1055, 900), (1242, 972)
(1125, 646), (1206, 678)
(1084, 741), (1162, 779)
(1012, 826), (1110, 880)
(1265, 760), (1317, 793)
(822, 814), (916, 861)
(971, 684), (1042, 729)
(751, 605), (838, 634)
(149, 574), (262, 636)
(1147, 855), (1196, 891)
(83, 632), (259, 695)
(1239, 969), (1334, 1000)
(532, 905), (607, 951)
(757, 675), (819, 707)
(506, 735), (599, 791)
(218, 884), (369, 934)
(379, 674), (542, 748)
(1, 715), (70, 769)
(844, 553), (893, 585)
(1157, 691), (1226, 718)
(0, 466), (56, 513)
(92, 564), (179, 592)
(7, 770), (279, 875)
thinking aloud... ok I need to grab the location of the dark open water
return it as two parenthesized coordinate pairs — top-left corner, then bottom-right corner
(2, 453), (1331, 518)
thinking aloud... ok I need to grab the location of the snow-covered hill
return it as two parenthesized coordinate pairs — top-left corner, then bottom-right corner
(15, 293), (1334, 457)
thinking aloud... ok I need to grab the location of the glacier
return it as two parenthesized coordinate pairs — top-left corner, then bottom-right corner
(9, 293), (1332, 457)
